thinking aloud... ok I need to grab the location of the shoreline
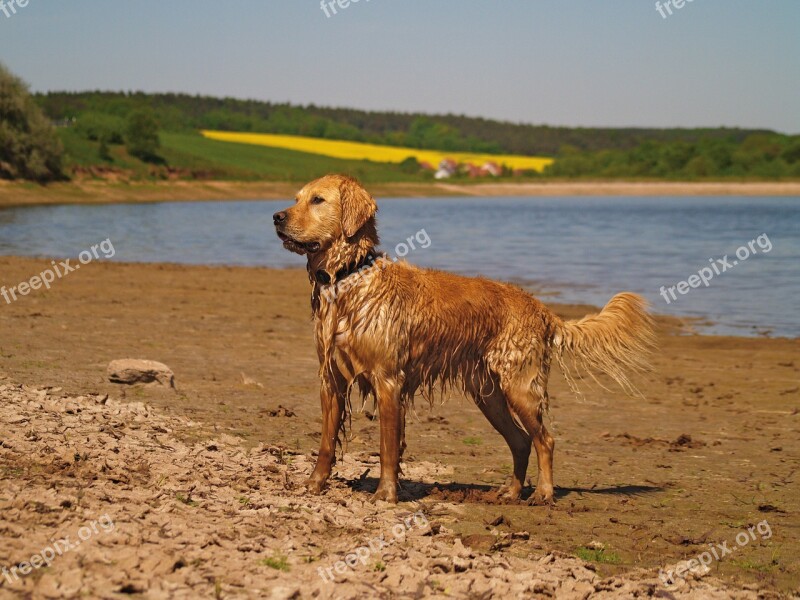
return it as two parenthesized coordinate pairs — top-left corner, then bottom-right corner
(1, 179), (800, 207)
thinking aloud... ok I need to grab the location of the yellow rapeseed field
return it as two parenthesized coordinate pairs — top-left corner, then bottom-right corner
(201, 130), (554, 172)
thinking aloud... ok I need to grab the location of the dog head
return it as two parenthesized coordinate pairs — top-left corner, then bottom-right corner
(273, 174), (378, 256)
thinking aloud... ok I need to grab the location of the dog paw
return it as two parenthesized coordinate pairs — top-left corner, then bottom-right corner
(304, 477), (326, 495)
(497, 483), (522, 501)
(529, 486), (555, 506)
(370, 484), (398, 504)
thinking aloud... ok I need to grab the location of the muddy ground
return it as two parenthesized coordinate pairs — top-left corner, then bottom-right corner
(0, 257), (798, 598)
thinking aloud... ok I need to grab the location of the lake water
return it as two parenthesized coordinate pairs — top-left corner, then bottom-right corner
(0, 196), (798, 338)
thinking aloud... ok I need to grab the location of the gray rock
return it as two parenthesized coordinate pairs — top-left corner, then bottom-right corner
(107, 359), (175, 388)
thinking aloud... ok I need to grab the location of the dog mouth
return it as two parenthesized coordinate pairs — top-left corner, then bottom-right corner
(276, 231), (321, 255)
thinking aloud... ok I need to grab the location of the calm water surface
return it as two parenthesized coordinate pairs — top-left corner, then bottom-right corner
(0, 196), (797, 337)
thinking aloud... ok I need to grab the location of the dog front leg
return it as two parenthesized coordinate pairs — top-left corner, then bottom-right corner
(306, 374), (346, 494)
(372, 377), (401, 503)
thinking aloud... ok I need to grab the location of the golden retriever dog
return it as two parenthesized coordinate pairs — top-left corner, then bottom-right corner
(273, 174), (655, 504)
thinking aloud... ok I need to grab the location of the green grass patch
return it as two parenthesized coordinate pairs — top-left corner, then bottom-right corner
(729, 556), (780, 573)
(59, 128), (148, 173)
(175, 493), (198, 507)
(261, 554), (290, 572)
(575, 546), (621, 564)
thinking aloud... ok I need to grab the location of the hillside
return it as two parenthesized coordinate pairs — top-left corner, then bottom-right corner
(36, 91), (774, 156)
(57, 129), (424, 183)
(19, 90), (800, 182)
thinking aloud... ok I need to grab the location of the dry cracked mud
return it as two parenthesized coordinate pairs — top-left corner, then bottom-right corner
(0, 382), (777, 599)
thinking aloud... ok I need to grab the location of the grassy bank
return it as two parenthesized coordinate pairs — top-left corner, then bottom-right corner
(2, 179), (800, 208)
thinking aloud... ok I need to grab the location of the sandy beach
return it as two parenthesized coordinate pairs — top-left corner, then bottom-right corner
(2, 179), (800, 207)
(0, 257), (797, 598)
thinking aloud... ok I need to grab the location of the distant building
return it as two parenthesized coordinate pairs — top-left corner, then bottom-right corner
(481, 161), (502, 177)
(461, 163), (482, 178)
(434, 158), (458, 179)
(435, 158), (458, 179)
(440, 158), (458, 173)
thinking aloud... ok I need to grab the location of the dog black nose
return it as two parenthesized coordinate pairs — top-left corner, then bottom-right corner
(273, 211), (287, 224)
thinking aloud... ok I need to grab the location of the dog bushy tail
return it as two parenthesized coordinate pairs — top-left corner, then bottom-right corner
(553, 292), (656, 396)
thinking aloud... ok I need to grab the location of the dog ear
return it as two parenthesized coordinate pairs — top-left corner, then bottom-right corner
(340, 177), (377, 238)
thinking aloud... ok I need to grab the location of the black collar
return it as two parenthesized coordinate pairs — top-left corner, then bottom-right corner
(315, 251), (380, 286)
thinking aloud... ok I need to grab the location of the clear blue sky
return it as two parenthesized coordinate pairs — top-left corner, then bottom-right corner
(1, 0), (798, 133)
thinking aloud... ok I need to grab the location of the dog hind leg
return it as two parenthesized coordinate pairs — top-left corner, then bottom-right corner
(474, 387), (532, 500)
(504, 386), (555, 505)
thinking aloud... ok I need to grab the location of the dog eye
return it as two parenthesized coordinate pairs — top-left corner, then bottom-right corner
(311, 196), (325, 205)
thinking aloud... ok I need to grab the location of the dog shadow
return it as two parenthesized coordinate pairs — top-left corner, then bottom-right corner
(344, 476), (662, 504)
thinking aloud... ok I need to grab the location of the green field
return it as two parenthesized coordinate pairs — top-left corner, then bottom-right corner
(58, 129), (426, 183)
